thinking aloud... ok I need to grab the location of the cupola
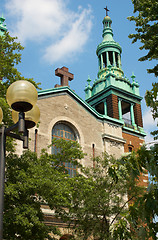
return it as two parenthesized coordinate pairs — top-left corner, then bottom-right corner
(96, 14), (123, 78)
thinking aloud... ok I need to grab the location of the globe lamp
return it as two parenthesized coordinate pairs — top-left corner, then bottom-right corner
(6, 80), (38, 112)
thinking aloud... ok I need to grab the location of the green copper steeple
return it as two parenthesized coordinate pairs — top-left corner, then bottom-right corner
(0, 14), (7, 36)
(85, 11), (140, 100)
(96, 15), (123, 78)
(84, 9), (145, 137)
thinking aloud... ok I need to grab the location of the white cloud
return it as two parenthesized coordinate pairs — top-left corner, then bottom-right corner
(143, 108), (157, 130)
(43, 7), (92, 63)
(5, 0), (93, 63)
(143, 108), (157, 143)
(145, 134), (154, 144)
(5, 0), (69, 42)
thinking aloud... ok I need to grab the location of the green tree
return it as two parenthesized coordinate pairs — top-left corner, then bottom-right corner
(4, 137), (150, 239)
(0, 31), (85, 240)
(128, 0), (158, 138)
(128, 2), (158, 238)
(0, 32), (41, 151)
(128, 0), (158, 77)
(128, 145), (158, 239)
(4, 139), (84, 240)
(61, 153), (149, 240)
(0, 32), (40, 93)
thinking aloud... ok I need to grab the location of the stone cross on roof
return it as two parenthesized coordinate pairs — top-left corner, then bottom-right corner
(54, 66), (74, 88)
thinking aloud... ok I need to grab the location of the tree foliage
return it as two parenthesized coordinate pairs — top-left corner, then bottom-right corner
(121, 147), (158, 240)
(0, 32), (40, 93)
(128, 0), (158, 77)
(0, 31), (86, 240)
(4, 137), (153, 240)
(136, 145), (158, 238)
(128, 0), (158, 138)
(4, 139), (84, 240)
(145, 82), (158, 139)
(0, 32), (41, 151)
(128, 2), (158, 236)
(60, 153), (150, 240)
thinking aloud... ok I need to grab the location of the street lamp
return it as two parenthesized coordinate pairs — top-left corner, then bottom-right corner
(0, 80), (40, 240)
(12, 104), (40, 129)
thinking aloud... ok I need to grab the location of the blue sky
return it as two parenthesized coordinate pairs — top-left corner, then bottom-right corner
(1, 0), (157, 142)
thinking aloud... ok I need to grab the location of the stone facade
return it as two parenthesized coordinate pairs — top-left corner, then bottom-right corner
(29, 90), (126, 162)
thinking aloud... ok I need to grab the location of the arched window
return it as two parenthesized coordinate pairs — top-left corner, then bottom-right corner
(52, 123), (76, 141)
(52, 123), (77, 177)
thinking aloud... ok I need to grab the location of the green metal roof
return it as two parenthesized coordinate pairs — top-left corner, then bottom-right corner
(38, 86), (146, 137)
(0, 14), (7, 36)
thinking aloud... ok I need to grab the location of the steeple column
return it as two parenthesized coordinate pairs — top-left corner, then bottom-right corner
(104, 100), (107, 116)
(100, 54), (103, 69)
(118, 98), (122, 120)
(98, 56), (101, 70)
(130, 104), (136, 127)
(113, 52), (116, 67)
(106, 52), (110, 66)
(118, 54), (121, 68)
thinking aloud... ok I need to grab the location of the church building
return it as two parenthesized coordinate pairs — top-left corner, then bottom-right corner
(1, 9), (148, 239)
(28, 12), (146, 162)
(0, 12), (146, 162)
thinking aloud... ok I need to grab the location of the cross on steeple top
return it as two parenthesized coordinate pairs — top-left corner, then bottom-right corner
(104, 6), (109, 16)
(55, 66), (74, 88)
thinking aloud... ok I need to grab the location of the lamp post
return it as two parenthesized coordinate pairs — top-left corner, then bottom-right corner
(0, 80), (40, 240)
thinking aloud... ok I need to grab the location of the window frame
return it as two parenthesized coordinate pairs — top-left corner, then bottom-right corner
(52, 122), (77, 177)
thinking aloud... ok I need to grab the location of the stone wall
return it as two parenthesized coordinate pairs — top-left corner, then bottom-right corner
(28, 93), (125, 165)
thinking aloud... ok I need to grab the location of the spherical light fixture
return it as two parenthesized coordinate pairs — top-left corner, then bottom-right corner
(0, 107), (3, 124)
(6, 80), (38, 112)
(12, 105), (40, 129)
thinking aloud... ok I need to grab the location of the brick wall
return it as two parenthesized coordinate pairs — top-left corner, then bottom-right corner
(107, 94), (119, 119)
(122, 132), (144, 152)
(134, 103), (143, 127)
(122, 132), (148, 188)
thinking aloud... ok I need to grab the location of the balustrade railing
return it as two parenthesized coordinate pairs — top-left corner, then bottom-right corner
(123, 117), (135, 129)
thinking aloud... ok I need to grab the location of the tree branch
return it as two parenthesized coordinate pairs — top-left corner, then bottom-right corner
(110, 195), (135, 226)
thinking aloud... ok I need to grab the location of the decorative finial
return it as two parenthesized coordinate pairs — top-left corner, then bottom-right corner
(104, 6), (109, 16)
(87, 76), (91, 85)
(131, 72), (136, 82)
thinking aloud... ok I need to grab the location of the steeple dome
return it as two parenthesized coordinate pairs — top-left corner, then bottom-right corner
(0, 14), (7, 36)
(96, 14), (123, 78)
(102, 16), (113, 41)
